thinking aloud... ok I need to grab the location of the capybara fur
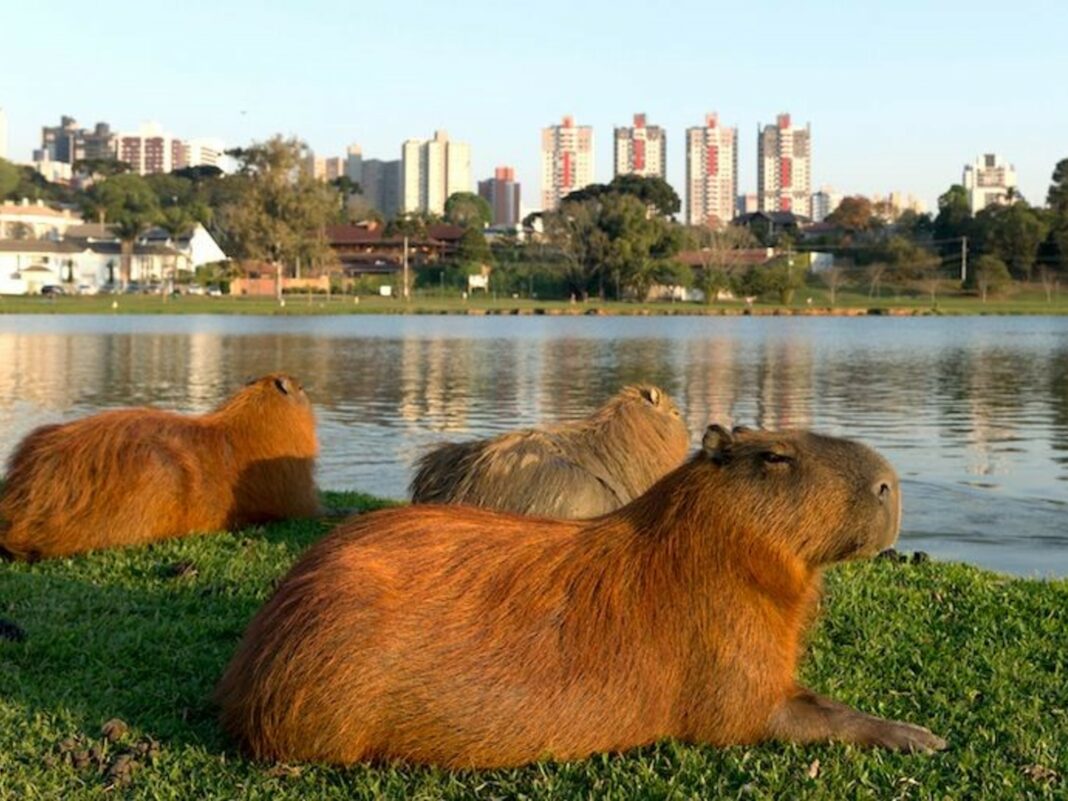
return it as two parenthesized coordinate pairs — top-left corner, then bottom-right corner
(216, 425), (946, 768)
(409, 384), (690, 517)
(0, 374), (320, 560)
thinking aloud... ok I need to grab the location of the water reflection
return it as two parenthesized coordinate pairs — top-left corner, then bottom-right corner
(0, 314), (1065, 576)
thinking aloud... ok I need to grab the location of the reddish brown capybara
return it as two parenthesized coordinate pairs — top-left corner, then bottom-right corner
(409, 384), (690, 517)
(0, 373), (320, 560)
(215, 424), (946, 768)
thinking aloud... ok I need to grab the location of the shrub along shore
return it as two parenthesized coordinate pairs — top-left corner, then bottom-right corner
(0, 491), (1065, 799)
(2, 288), (1068, 317)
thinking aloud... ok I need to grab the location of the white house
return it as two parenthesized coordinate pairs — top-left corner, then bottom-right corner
(0, 199), (81, 240)
(0, 239), (182, 294)
(139, 223), (227, 269)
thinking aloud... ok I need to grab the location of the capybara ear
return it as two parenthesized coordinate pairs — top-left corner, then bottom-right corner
(732, 425), (752, 435)
(640, 386), (661, 406)
(702, 424), (733, 463)
(274, 376), (291, 396)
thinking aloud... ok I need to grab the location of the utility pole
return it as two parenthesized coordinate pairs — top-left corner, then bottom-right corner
(402, 235), (410, 301)
(960, 236), (968, 284)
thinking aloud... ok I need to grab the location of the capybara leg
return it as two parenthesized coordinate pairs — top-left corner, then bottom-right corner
(766, 689), (947, 753)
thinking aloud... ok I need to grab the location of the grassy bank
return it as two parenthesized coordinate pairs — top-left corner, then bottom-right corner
(2, 493), (1068, 798)
(1, 492), (1066, 800)
(2, 287), (1068, 316)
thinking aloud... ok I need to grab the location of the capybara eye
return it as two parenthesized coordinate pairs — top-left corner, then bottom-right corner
(762, 451), (793, 465)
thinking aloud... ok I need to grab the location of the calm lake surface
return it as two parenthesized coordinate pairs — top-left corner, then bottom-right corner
(0, 314), (1065, 577)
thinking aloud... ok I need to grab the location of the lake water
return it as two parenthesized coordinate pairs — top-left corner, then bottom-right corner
(0, 314), (1065, 577)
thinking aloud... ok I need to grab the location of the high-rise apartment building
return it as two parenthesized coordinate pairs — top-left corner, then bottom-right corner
(757, 113), (812, 217)
(117, 122), (185, 174)
(185, 138), (225, 169)
(478, 166), (522, 226)
(685, 113), (738, 226)
(38, 117), (117, 164)
(613, 113), (666, 179)
(963, 153), (1017, 214)
(361, 159), (402, 217)
(344, 144), (363, 183)
(811, 186), (842, 223)
(401, 130), (471, 215)
(324, 157), (345, 181)
(540, 115), (594, 210)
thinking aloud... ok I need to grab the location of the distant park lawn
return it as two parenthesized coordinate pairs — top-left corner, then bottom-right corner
(1, 284), (1068, 316)
(0, 491), (1065, 799)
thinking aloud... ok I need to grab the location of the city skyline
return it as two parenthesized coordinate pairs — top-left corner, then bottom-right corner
(1, 0), (1065, 213)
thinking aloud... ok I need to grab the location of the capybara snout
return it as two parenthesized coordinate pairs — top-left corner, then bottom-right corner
(699, 424), (901, 563)
(0, 372), (320, 559)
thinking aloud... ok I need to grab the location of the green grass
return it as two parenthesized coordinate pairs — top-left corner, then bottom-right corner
(1, 492), (1066, 799)
(2, 285), (1068, 316)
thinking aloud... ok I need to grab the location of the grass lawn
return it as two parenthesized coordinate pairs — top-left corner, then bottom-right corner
(2, 285), (1068, 316)
(1, 492), (1066, 799)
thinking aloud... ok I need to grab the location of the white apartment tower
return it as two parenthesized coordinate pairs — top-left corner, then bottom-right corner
(757, 113), (812, 217)
(541, 115), (594, 210)
(185, 138), (225, 169)
(685, 113), (738, 226)
(117, 122), (185, 175)
(401, 130), (472, 215)
(613, 113), (665, 179)
(963, 153), (1017, 214)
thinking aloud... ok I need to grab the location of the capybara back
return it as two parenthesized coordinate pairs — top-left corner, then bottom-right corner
(409, 384), (690, 517)
(0, 373), (320, 559)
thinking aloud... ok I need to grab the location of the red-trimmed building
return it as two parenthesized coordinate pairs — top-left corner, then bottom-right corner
(757, 113), (811, 218)
(325, 221), (465, 277)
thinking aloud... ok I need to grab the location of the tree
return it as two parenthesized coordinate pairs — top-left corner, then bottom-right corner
(878, 235), (942, 301)
(819, 263), (846, 306)
(157, 205), (199, 295)
(563, 174), (681, 217)
(73, 158), (132, 180)
(974, 255), (1012, 302)
(84, 174), (162, 288)
(825, 196), (874, 231)
(684, 224), (758, 303)
(540, 199), (606, 298)
(0, 158), (19, 199)
(385, 210), (441, 239)
(456, 226), (492, 266)
(219, 136), (342, 296)
(933, 184), (972, 243)
(597, 193), (681, 300)
(980, 202), (1050, 281)
(761, 257), (805, 304)
(444, 192), (492, 228)
(1047, 158), (1068, 270)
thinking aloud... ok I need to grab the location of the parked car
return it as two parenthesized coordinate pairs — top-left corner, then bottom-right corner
(40, 285), (66, 297)
(186, 285), (206, 296)
(76, 284), (99, 296)
(124, 282), (143, 295)
(207, 286), (223, 297)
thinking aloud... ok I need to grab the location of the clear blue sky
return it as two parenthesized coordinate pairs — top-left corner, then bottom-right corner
(1, 0), (1065, 212)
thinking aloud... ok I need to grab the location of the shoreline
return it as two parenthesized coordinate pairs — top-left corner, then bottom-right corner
(2, 294), (1068, 317)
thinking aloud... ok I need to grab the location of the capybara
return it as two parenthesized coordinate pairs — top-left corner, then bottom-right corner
(216, 424), (946, 768)
(409, 384), (690, 517)
(0, 373), (320, 560)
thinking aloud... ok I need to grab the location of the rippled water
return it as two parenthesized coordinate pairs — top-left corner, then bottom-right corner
(0, 314), (1065, 576)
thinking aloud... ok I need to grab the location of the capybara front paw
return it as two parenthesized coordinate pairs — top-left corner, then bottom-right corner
(866, 719), (947, 753)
